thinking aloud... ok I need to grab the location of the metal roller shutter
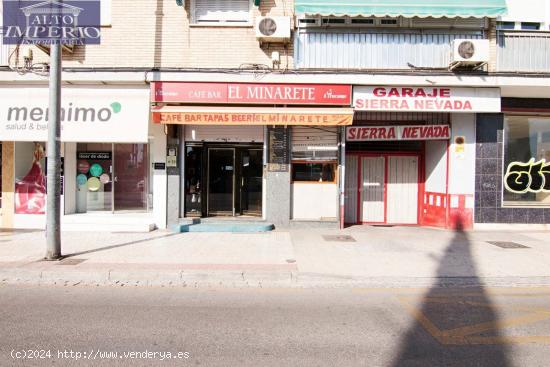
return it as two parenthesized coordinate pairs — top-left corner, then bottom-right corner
(291, 126), (338, 160)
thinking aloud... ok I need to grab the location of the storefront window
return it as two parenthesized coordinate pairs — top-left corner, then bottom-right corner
(14, 142), (47, 214)
(292, 162), (337, 183)
(503, 116), (550, 207)
(76, 143), (149, 213)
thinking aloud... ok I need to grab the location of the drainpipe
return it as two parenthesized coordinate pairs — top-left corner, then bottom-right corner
(339, 126), (346, 229)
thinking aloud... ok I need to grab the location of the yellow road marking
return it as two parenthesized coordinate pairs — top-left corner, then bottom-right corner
(397, 295), (550, 345)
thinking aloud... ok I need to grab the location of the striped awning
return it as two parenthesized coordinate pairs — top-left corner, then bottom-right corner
(295, 0), (507, 18)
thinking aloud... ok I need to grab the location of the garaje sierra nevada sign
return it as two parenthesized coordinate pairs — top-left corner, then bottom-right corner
(353, 87), (501, 113)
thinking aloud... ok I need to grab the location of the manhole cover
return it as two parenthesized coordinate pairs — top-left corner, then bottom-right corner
(286, 259), (296, 264)
(57, 258), (88, 265)
(487, 241), (530, 249)
(322, 235), (356, 242)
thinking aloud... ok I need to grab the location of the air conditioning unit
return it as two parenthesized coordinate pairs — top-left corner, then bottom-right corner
(255, 16), (291, 43)
(450, 39), (490, 70)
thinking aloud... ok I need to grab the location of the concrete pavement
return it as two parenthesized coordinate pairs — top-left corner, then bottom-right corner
(0, 226), (549, 287)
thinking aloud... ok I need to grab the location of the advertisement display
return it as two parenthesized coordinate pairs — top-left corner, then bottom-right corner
(0, 86), (150, 142)
(151, 82), (352, 105)
(353, 87), (501, 113)
(15, 142), (46, 214)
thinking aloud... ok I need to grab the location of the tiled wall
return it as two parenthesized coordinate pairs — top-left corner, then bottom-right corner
(475, 113), (550, 223)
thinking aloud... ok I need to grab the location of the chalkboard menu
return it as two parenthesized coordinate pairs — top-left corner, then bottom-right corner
(267, 126), (290, 172)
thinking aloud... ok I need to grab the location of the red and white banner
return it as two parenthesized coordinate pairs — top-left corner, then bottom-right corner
(347, 125), (451, 141)
(353, 87), (500, 112)
(151, 82), (351, 105)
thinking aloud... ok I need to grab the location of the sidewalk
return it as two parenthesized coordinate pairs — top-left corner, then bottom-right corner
(0, 226), (549, 287)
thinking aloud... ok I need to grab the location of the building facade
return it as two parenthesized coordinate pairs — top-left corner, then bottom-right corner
(1, 0), (549, 231)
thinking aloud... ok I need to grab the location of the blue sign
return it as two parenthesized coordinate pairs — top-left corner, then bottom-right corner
(2, 0), (101, 45)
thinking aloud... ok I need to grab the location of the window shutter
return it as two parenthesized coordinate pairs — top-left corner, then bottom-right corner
(194, 0), (250, 23)
(292, 126), (339, 161)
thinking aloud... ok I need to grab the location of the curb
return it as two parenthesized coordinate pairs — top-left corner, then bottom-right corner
(2, 267), (550, 288)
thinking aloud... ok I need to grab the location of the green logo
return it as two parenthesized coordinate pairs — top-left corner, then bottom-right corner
(110, 102), (122, 114)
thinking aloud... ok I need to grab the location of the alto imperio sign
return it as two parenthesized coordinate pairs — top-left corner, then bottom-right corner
(347, 125), (451, 141)
(0, 86), (150, 143)
(151, 82), (352, 105)
(2, 0), (101, 45)
(353, 87), (501, 113)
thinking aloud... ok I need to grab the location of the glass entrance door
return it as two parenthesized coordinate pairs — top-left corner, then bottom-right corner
(208, 148), (235, 215)
(239, 149), (263, 216)
(113, 143), (149, 212)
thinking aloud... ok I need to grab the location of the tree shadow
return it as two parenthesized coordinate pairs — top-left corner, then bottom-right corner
(390, 221), (512, 367)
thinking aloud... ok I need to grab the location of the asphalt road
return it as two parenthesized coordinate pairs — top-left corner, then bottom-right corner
(1, 285), (550, 367)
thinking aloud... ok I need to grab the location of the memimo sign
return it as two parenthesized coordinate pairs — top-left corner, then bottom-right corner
(0, 86), (150, 142)
(353, 86), (501, 112)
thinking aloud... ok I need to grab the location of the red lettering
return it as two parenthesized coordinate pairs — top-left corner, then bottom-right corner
(361, 128), (369, 139)
(440, 88), (451, 98)
(402, 88), (414, 97)
(414, 89), (427, 98)
(369, 129), (378, 139)
(348, 128), (356, 140)
(388, 88), (400, 97)
(379, 128), (387, 139)
(388, 127), (396, 139)
(464, 101), (472, 110)
(373, 88), (386, 97)
(380, 100), (389, 109)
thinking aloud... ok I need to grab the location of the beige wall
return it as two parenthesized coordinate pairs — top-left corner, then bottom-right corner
(1, 142), (14, 229)
(9, 0), (294, 70)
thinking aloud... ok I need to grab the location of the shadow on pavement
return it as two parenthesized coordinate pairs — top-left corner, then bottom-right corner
(62, 233), (180, 259)
(390, 222), (512, 367)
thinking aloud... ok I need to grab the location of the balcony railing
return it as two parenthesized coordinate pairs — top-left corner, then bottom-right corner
(497, 31), (550, 73)
(295, 29), (483, 69)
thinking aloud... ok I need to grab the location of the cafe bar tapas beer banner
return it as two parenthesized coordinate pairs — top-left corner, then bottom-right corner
(152, 82), (352, 105)
(347, 125), (451, 141)
(353, 86), (501, 113)
(152, 106), (354, 126)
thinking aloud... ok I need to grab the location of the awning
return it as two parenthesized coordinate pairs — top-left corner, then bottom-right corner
(152, 106), (354, 126)
(295, 0), (507, 18)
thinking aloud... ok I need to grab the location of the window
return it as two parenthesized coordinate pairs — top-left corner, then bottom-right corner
(503, 116), (550, 207)
(497, 21), (515, 30)
(521, 22), (540, 30)
(292, 162), (337, 183)
(192, 0), (251, 24)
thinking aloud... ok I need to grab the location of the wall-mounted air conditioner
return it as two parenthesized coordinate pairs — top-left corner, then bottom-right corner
(255, 16), (291, 42)
(450, 39), (490, 70)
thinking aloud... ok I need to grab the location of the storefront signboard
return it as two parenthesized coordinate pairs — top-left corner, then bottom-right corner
(0, 86), (150, 143)
(151, 82), (352, 105)
(347, 125), (451, 141)
(153, 108), (354, 126)
(353, 87), (501, 113)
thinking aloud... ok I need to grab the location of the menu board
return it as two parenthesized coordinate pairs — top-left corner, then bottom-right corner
(267, 126), (290, 172)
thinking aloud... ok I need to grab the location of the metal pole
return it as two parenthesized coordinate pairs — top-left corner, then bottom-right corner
(45, 43), (62, 260)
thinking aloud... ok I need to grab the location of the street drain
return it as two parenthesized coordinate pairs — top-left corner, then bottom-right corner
(322, 235), (356, 242)
(487, 241), (530, 249)
(57, 258), (88, 265)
